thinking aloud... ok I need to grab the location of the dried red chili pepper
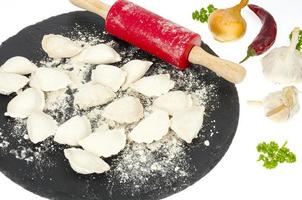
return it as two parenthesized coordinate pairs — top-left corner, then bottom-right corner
(240, 4), (277, 63)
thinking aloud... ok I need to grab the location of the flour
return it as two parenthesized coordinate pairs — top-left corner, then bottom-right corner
(0, 121), (54, 172)
(109, 133), (192, 196)
(0, 25), (220, 195)
(204, 140), (210, 146)
(0, 141), (9, 148)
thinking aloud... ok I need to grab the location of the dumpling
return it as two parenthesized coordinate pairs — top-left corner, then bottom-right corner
(5, 88), (45, 119)
(0, 73), (29, 95)
(79, 128), (126, 158)
(91, 65), (127, 92)
(121, 60), (153, 89)
(54, 115), (92, 146)
(102, 96), (144, 124)
(130, 74), (175, 97)
(170, 106), (205, 143)
(74, 82), (116, 109)
(27, 112), (57, 144)
(129, 110), (170, 144)
(0, 56), (37, 75)
(64, 148), (110, 174)
(30, 68), (71, 92)
(153, 91), (192, 115)
(42, 34), (82, 58)
(72, 44), (121, 64)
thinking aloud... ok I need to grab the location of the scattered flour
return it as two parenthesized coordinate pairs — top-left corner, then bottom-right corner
(0, 24), (220, 195)
(109, 133), (192, 196)
(0, 141), (9, 148)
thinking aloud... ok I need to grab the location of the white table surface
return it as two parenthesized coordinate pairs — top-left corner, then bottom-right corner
(1, 0), (302, 199)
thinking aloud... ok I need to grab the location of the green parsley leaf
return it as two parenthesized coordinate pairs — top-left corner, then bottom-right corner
(257, 141), (296, 169)
(192, 4), (217, 23)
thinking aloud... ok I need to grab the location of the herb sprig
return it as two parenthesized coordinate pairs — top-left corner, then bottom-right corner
(192, 4), (217, 23)
(257, 141), (296, 169)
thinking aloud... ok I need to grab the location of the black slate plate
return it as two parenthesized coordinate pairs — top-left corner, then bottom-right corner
(0, 11), (239, 200)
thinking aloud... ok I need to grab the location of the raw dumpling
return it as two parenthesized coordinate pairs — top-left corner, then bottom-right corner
(64, 148), (110, 174)
(74, 82), (116, 109)
(5, 88), (45, 119)
(153, 91), (192, 115)
(30, 68), (71, 92)
(0, 56), (37, 75)
(42, 34), (82, 58)
(0, 73), (29, 95)
(72, 44), (121, 64)
(129, 110), (170, 144)
(54, 116), (92, 146)
(102, 96), (144, 124)
(91, 65), (127, 92)
(79, 128), (126, 158)
(170, 106), (205, 143)
(27, 112), (57, 144)
(121, 60), (153, 89)
(130, 74), (175, 97)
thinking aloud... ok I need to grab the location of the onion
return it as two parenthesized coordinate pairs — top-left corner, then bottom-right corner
(208, 0), (248, 42)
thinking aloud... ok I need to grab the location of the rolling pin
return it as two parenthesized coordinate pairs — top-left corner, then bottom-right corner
(70, 0), (246, 84)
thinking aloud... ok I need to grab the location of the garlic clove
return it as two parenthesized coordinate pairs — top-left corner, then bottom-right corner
(263, 86), (299, 122)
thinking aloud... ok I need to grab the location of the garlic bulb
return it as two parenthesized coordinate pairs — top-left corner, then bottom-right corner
(261, 86), (299, 122)
(262, 27), (302, 84)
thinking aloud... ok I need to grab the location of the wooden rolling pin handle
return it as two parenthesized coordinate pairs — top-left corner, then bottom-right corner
(188, 46), (246, 84)
(69, 0), (110, 19)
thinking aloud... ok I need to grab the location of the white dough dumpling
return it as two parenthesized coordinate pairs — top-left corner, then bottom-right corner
(79, 128), (126, 158)
(102, 96), (144, 124)
(73, 44), (121, 64)
(130, 74), (175, 97)
(5, 88), (45, 119)
(121, 60), (153, 89)
(54, 116), (92, 146)
(0, 73), (29, 95)
(74, 82), (116, 109)
(27, 112), (57, 144)
(0, 56), (37, 75)
(91, 65), (127, 92)
(30, 68), (71, 92)
(153, 91), (192, 115)
(64, 148), (110, 175)
(42, 34), (82, 59)
(170, 106), (205, 143)
(129, 110), (170, 144)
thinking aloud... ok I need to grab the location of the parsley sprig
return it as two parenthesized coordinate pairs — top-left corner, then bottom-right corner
(257, 141), (296, 169)
(192, 4), (217, 23)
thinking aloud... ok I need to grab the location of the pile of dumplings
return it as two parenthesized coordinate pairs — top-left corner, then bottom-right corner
(0, 34), (205, 175)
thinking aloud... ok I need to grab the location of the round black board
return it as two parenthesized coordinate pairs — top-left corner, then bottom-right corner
(0, 11), (239, 200)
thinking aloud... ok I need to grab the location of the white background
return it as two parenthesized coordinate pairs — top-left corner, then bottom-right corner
(1, 0), (302, 199)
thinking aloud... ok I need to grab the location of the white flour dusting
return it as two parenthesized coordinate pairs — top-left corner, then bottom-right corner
(109, 133), (192, 196)
(0, 141), (9, 148)
(0, 118), (57, 169)
(0, 24), (220, 195)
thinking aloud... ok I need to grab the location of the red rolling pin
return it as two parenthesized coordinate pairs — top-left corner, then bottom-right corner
(70, 0), (246, 84)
